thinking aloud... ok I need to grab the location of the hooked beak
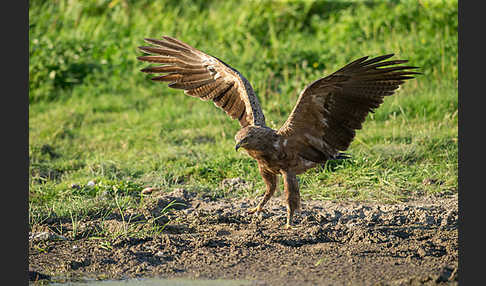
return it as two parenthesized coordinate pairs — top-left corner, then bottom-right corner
(235, 142), (241, 152)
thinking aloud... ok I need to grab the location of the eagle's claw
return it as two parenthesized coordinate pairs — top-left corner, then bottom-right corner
(247, 206), (263, 215)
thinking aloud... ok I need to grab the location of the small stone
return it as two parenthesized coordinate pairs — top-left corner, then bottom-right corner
(31, 232), (50, 241)
(30, 232), (67, 242)
(141, 187), (159, 195)
(86, 180), (96, 187)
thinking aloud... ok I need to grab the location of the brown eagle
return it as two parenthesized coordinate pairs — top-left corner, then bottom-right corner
(137, 36), (419, 228)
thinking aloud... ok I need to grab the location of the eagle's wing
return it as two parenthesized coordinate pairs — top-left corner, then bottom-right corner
(137, 36), (266, 128)
(278, 54), (419, 162)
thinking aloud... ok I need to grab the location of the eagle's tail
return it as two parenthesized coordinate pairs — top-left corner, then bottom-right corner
(331, 152), (351, 160)
(319, 152), (351, 170)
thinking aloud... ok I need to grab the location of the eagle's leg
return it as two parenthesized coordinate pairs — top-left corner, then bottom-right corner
(282, 170), (301, 229)
(248, 167), (278, 215)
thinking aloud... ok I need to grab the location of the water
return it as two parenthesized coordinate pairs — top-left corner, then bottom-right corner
(48, 278), (253, 286)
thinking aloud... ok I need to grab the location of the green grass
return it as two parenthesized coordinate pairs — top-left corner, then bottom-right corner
(29, 0), (458, 227)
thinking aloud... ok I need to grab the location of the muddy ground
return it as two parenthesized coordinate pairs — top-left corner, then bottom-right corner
(29, 187), (458, 285)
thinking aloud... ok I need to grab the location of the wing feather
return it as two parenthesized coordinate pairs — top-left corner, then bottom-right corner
(141, 66), (208, 74)
(278, 54), (419, 162)
(168, 78), (215, 90)
(138, 36), (265, 128)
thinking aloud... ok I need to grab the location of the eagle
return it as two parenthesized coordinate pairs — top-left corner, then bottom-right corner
(137, 36), (419, 229)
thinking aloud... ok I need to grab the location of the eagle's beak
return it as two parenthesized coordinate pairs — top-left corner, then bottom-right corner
(235, 142), (241, 152)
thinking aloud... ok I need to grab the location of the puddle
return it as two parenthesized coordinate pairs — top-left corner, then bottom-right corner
(48, 278), (254, 286)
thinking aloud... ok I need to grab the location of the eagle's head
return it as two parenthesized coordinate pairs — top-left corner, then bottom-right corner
(234, 126), (277, 152)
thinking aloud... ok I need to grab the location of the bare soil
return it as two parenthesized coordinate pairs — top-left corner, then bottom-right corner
(29, 189), (458, 285)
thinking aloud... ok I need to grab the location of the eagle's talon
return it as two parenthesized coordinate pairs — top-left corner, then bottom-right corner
(283, 223), (294, 230)
(247, 206), (263, 215)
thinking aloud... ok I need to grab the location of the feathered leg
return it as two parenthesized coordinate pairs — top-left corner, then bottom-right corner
(248, 166), (278, 215)
(282, 170), (301, 229)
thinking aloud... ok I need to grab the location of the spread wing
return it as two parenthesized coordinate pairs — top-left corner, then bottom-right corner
(278, 54), (419, 162)
(137, 36), (266, 128)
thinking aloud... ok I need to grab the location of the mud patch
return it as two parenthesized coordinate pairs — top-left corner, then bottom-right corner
(29, 190), (458, 285)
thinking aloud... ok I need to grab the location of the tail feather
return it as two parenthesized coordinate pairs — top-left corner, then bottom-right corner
(331, 152), (351, 160)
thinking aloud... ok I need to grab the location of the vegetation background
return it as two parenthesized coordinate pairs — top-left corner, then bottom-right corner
(29, 0), (457, 225)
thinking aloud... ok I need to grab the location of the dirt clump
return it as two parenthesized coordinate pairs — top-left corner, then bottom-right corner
(29, 189), (458, 285)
